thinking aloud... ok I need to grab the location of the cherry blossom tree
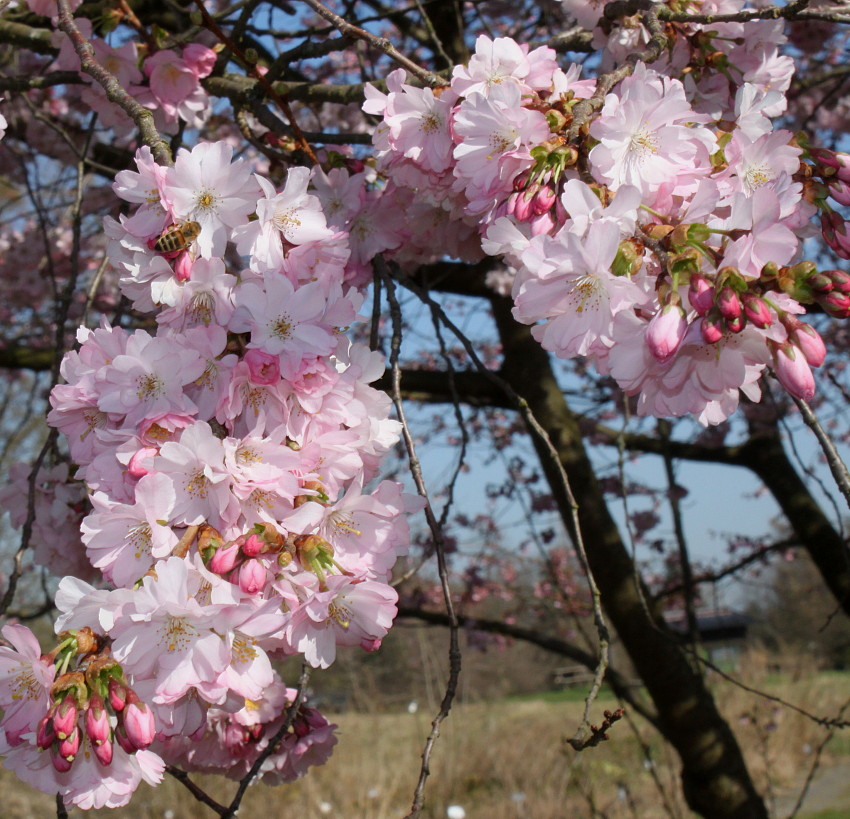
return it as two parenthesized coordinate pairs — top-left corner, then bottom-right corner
(1, 0), (850, 817)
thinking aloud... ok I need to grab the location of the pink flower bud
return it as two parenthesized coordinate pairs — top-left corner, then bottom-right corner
(742, 294), (772, 329)
(127, 447), (158, 479)
(773, 344), (816, 401)
(94, 738), (114, 766)
(244, 349), (280, 385)
(725, 315), (746, 333)
(237, 559), (267, 595)
(688, 272), (714, 316)
(837, 153), (850, 184)
(792, 324), (826, 367)
(826, 268), (850, 293)
(505, 191), (519, 216)
(108, 679), (127, 712)
(701, 315), (724, 344)
(37, 715), (56, 749)
(209, 540), (242, 574)
(85, 695), (111, 747)
(805, 272), (834, 293)
(830, 180), (850, 207)
(173, 251), (193, 282)
(241, 533), (265, 557)
(115, 726), (136, 754)
(532, 186), (556, 215)
(58, 728), (80, 760)
(52, 696), (77, 740)
(821, 212), (850, 259)
(716, 286), (742, 320)
(122, 694), (156, 750)
(513, 171), (531, 192)
(513, 188), (537, 222)
(52, 751), (74, 773)
(818, 290), (850, 318)
(646, 304), (687, 361)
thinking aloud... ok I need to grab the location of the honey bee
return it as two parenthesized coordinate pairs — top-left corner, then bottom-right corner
(154, 220), (201, 253)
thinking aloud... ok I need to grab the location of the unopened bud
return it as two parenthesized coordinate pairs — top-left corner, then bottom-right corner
(237, 559), (267, 595)
(826, 268), (850, 293)
(58, 728), (80, 761)
(701, 315), (724, 344)
(725, 315), (746, 333)
(36, 715), (56, 750)
(829, 180), (850, 207)
(773, 343), (816, 401)
(208, 540), (242, 574)
(173, 251), (193, 282)
(717, 286), (742, 320)
(244, 349), (280, 385)
(532, 186), (557, 215)
(52, 696), (78, 741)
(108, 679), (128, 713)
(742, 294), (772, 329)
(818, 290), (850, 318)
(646, 304), (687, 362)
(85, 694), (111, 747)
(122, 692), (156, 750)
(51, 750), (74, 773)
(791, 323), (827, 367)
(688, 272), (714, 316)
(806, 272), (834, 293)
(94, 738), (114, 766)
(241, 533), (265, 557)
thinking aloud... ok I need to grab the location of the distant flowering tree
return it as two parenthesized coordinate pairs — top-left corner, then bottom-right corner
(1, 1), (850, 817)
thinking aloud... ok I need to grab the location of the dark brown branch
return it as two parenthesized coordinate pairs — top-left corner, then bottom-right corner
(55, 0), (173, 166)
(301, 0), (447, 88)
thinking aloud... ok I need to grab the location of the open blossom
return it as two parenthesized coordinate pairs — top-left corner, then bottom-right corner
(233, 168), (333, 271)
(0, 625), (55, 749)
(451, 82), (551, 212)
(589, 63), (716, 201)
(164, 142), (259, 258)
(512, 220), (647, 358)
(286, 575), (398, 669)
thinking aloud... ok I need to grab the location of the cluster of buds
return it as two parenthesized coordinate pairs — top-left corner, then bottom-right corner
(507, 142), (579, 225)
(37, 629), (154, 772)
(203, 522), (288, 595)
(686, 268), (774, 343)
(795, 265), (850, 318)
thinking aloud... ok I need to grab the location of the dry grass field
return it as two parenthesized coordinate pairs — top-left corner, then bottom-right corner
(2, 666), (849, 819)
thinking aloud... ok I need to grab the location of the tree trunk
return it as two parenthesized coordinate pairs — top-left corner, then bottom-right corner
(741, 425), (850, 616)
(490, 295), (768, 819)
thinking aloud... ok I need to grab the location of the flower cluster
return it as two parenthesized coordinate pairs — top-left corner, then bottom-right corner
(364, 22), (850, 424)
(1, 142), (421, 808)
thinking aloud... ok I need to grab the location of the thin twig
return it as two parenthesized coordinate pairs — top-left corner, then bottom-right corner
(191, 0), (319, 164)
(376, 259), (461, 819)
(786, 696), (850, 819)
(658, 420), (701, 652)
(385, 263), (610, 749)
(165, 766), (228, 816)
(301, 0), (447, 88)
(54, 0), (172, 166)
(221, 663), (312, 818)
(792, 396), (850, 511)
